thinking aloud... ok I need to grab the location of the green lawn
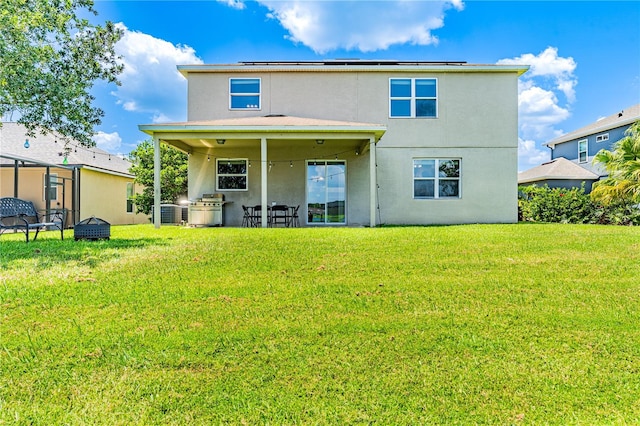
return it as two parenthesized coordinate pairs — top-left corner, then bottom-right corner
(1, 224), (639, 424)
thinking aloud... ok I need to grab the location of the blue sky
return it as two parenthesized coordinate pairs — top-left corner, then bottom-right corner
(87, 0), (640, 171)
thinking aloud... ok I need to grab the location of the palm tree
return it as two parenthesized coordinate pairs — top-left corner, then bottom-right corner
(591, 121), (640, 205)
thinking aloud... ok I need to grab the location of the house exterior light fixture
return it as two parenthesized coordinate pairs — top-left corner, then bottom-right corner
(217, 139), (226, 144)
(316, 139), (324, 144)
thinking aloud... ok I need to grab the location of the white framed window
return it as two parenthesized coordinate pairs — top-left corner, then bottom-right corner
(126, 182), (134, 213)
(390, 78), (437, 118)
(596, 133), (609, 143)
(43, 173), (58, 201)
(229, 78), (260, 110)
(216, 158), (248, 191)
(578, 139), (588, 163)
(413, 159), (460, 199)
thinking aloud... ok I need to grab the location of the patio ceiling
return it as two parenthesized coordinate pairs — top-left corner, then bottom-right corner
(138, 115), (387, 153)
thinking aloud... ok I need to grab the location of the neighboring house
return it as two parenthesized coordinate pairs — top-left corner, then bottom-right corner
(517, 157), (599, 192)
(0, 122), (149, 226)
(140, 60), (528, 227)
(519, 104), (640, 191)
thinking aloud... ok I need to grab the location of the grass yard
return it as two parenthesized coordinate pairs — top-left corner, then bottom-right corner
(1, 224), (639, 424)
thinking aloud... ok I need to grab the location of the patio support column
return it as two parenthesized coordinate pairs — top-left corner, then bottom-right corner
(153, 135), (161, 229)
(369, 136), (377, 228)
(260, 137), (268, 227)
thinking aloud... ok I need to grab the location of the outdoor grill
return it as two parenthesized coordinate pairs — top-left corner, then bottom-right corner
(188, 193), (226, 226)
(74, 216), (111, 240)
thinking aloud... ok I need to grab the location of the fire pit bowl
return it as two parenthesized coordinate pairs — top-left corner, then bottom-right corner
(74, 216), (110, 241)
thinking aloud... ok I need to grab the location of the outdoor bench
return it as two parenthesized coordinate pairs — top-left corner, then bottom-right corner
(0, 197), (64, 242)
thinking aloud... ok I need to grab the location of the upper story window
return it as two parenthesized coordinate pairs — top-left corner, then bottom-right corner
(217, 158), (248, 191)
(413, 159), (460, 199)
(390, 78), (437, 118)
(596, 133), (609, 143)
(229, 78), (260, 110)
(578, 139), (588, 163)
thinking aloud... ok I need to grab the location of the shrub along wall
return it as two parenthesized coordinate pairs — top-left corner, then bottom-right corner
(518, 185), (639, 225)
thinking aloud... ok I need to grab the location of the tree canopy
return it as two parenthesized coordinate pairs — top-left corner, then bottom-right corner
(128, 140), (188, 215)
(0, 0), (123, 147)
(591, 121), (640, 206)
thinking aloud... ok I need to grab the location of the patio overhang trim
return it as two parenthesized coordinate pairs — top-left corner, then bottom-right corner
(139, 124), (387, 141)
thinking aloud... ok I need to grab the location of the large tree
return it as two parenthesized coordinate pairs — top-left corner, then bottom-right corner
(128, 140), (188, 215)
(0, 0), (123, 147)
(591, 121), (640, 206)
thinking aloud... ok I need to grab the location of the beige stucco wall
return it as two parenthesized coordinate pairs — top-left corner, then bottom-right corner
(0, 167), (74, 224)
(79, 168), (148, 225)
(185, 68), (520, 225)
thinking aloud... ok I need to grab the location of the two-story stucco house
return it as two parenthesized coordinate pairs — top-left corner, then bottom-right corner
(518, 104), (640, 192)
(140, 60), (528, 227)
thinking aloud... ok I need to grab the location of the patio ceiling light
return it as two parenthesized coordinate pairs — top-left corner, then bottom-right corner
(217, 139), (226, 145)
(316, 139), (324, 145)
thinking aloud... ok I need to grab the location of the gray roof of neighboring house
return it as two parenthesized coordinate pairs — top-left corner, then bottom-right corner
(518, 157), (600, 184)
(0, 122), (133, 176)
(546, 103), (640, 148)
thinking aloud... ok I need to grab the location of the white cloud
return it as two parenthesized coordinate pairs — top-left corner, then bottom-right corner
(498, 47), (578, 171)
(111, 23), (203, 122)
(518, 84), (570, 140)
(93, 131), (122, 151)
(217, 0), (245, 9)
(498, 46), (577, 103)
(518, 138), (549, 171)
(256, 0), (463, 53)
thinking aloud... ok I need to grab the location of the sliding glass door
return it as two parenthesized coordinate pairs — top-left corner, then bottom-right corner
(307, 160), (346, 224)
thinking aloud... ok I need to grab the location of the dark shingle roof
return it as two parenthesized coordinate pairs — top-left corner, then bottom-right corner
(0, 122), (133, 176)
(518, 157), (600, 184)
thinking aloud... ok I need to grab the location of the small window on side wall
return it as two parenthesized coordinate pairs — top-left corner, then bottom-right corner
(230, 78), (260, 110)
(217, 159), (248, 191)
(413, 159), (460, 199)
(43, 173), (58, 201)
(126, 182), (134, 213)
(596, 133), (609, 143)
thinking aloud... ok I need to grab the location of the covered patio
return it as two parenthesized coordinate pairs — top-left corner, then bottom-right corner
(139, 115), (386, 228)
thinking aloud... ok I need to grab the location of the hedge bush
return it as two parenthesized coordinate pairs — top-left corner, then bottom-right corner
(518, 185), (639, 225)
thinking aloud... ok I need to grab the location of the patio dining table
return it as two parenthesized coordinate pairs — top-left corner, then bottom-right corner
(248, 204), (297, 227)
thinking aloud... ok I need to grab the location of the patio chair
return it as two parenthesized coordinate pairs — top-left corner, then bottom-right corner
(271, 204), (289, 227)
(251, 205), (269, 227)
(242, 205), (254, 227)
(289, 205), (300, 227)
